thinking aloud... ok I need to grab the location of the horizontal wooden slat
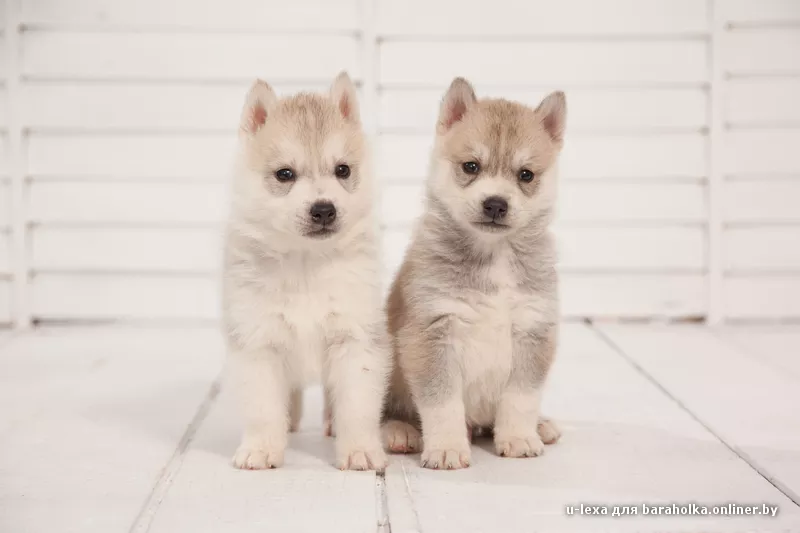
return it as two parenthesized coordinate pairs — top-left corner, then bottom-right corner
(724, 130), (800, 175)
(23, 83), (335, 131)
(561, 274), (706, 317)
(725, 277), (800, 319)
(381, 182), (706, 226)
(0, 281), (10, 323)
(378, 134), (706, 181)
(383, 227), (705, 274)
(725, 181), (800, 222)
(28, 134), (236, 179)
(22, 32), (360, 81)
(727, 80), (800, 125)
(22, 0), (358, 31)
(0, 232), (9, 273)
(380, 41), (708, 86)
(31, 274), (219, 320)
(0, 88), (7, 128)
(377, 0), (706, 36)
(725, 31), (800, 75)
(724, 0), (800, 24)
(726, 227), (800, 271)
(0, 180), (10, 226)
(0, 134), (8, 177)
(31, 227), (223, 272)
(29, 182), (227, 224)
(380, 88), (707, 132)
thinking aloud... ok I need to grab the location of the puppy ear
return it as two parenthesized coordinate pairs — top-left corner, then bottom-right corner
(438, 77), (477, 134)
(240, 79), (277, 135)
(330, 71), (360, 123)
(536, 91), (567, 143)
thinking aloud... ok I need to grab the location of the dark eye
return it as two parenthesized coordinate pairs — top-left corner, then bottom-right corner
(335, 164), (351, 179)
(275, 168), (295, 182)
(462, 161), (480, 174)
(519, 169), (535, 182)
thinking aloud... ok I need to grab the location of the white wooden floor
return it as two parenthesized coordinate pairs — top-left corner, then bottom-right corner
(1, 323), (799, 533)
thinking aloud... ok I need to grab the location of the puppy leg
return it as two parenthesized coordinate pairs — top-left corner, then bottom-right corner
(289, 388), (303, 433)
(494, 325), (557, 458)
(404, 316), (471, 469)
(323, 386), (335, 437)
(326, 333), (388, 471)
(382, 419), (422, 454)
(228, 351), (290, 469)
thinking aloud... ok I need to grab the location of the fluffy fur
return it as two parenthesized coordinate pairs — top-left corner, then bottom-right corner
(223, 73), (388, 471)
(382, 78), (565, 469)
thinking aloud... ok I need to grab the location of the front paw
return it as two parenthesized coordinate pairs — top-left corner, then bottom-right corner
(420, 444), (471, 470)
(232, 444), (285, 469)
(495, 434), (544, 458)
(538, 418), (561, 445)
(337, 444), (388, 472)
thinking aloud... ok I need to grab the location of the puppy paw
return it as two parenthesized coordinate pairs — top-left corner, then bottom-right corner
(538, 418), (561, 445)
(495, 434), (544, 458)
(382, 420), (422, 454)
(420, 446), (471, 470)
(232, 445), (285, 469)
(337, 444), (388, 472)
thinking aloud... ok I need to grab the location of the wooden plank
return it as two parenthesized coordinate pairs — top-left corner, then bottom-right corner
(561, 274), (706, 317)
(598, 324), (800, 505)
(385, 323), (800, 533)
(727, 80), (800, 125)
(725, 30), (800, 75)
(147, 387), (379, 533)
(719, 325), (800, 382)
(724, 130), (800, 175)
(29, 182), (226, 224)
(724, 276), (800, 319)
(28, 134), (237, 179)
(0, 180), (9, 226)
(22, 82), (331, 132)
(0, 326), (222, 532)
(31, 274), (219, 320)
(22, 32), (360, 81)
(380, 183), (706, 226)
(0, 280), (9, 323)
(378, 133), (706, 180)
(725, 227), (800, 271)
(31, 227), (223, 273)
(384, 227), (705, 274)
(0, 87), (7, 128)
(724, 181), (800, 223)
(724, 0), (800, 24)
(379, 41), (708, 86)
(0, 231), (9, 273)
(377, 0), (707, 36)
(379, 88), (707, 132)
(22, 0), (358, 31)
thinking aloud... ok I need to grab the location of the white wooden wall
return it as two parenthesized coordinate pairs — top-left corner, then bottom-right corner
(0, 0), (798, 327)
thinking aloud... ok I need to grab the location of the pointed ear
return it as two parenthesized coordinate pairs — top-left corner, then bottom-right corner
(240, 79), (276, 135)
(438, 77), (477, 134)
(536, 91), (567, 143)
(330, 71), (360, 123)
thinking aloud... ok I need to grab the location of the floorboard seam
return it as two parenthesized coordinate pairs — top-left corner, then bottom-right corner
(589, 323), (800, 509)
(128, 376), (222, 533)
(376, 471), (392, 533)
(400, 458), (423, 533)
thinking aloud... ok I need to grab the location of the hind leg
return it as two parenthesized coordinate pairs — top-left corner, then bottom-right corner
(382, 420), (422, 453)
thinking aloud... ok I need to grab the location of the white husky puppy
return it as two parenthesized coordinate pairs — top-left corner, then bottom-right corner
(223, 73), (388, 471)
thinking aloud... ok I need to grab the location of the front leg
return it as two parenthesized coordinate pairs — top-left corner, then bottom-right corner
(325, 323), (389, 471)
(227, 349), (290, 469)
(494, 323), (557, 458)
(402, 316), (471, 469)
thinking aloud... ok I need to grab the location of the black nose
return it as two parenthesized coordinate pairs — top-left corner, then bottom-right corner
(310, 201), (337, 225)
(482, 196), (508, 220)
